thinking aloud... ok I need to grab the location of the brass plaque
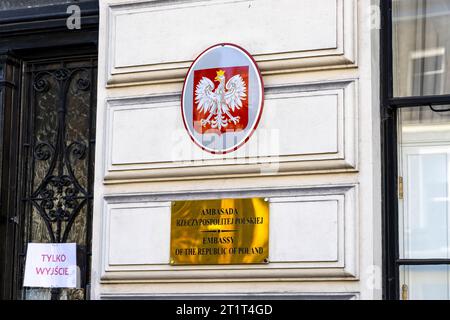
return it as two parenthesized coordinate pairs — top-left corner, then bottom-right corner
(170, 198), (269, 265)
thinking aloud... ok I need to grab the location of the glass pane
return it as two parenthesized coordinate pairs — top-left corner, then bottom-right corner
(398, 106), (450, 259)
(400, 265), (450, 300)
(393, 0), (450, 97)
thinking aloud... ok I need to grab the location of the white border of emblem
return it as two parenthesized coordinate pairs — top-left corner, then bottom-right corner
(181, 43), (264, 154)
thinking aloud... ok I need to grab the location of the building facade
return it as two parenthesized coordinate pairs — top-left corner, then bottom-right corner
(91, 0), (380, 300)
(0, 0), (449, 300)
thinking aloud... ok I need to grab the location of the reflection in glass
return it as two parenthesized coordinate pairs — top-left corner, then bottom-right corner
(400, 265), (450, 300)
(398, 106), (450, 259)
(393, 0), (450, 96)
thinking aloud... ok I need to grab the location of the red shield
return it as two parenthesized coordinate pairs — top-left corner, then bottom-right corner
(193, 66), (249, 134)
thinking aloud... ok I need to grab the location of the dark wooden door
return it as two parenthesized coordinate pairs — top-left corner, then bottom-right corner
(0, 1), (98, 300)
(21, 56), (97, 300)
(1, 54), (97, 300)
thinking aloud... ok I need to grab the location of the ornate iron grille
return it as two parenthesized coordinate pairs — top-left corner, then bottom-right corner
(18, 58), (97, 300)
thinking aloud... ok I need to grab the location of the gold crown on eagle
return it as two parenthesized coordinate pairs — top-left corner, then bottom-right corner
(216, 70), (225, 77)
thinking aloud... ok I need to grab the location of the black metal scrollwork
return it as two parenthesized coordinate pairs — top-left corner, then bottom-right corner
(76, 78), (90, 91)
(67, 141), (87, 160)
(29, 67), (91, 243)
(53, 68), (70, 81)
(33, 77), (49, 93)
(34, 142), (54, 161)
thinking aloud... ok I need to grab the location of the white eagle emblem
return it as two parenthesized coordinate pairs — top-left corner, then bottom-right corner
(195, 69), (247, 130)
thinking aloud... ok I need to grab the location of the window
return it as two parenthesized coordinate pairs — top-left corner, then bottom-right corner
(383, 0), (450, 300)
(398, 106), (450, 299)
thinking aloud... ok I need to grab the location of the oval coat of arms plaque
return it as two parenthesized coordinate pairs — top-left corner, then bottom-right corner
(181, 43), (264, 154)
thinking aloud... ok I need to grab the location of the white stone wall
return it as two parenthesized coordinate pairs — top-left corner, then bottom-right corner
(91, 0), (382, 299)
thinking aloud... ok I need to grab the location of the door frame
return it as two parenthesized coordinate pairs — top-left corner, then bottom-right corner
(0, 1), (98, 300)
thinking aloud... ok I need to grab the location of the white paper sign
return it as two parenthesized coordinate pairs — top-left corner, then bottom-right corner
(23, 243), (77, 288)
